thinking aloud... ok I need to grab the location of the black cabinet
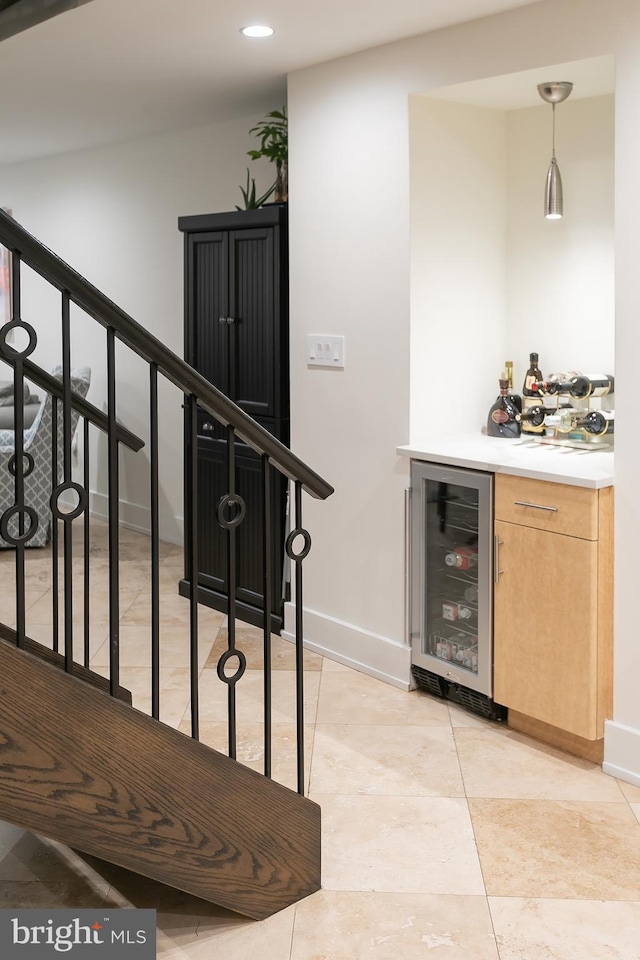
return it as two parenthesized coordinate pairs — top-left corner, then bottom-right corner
(178, 206), (289, 632)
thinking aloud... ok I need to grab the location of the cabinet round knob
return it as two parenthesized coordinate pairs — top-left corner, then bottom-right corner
(202, 422), (214, 432)
(218, 316), (227, 325)
(226, 316), (235, 324)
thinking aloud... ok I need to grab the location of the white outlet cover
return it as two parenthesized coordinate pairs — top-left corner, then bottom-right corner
(306, 334), (345, 368)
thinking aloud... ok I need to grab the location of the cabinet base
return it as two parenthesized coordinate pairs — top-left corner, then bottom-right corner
(411, 666), (507, 723)
(507, 709), (604, 763)
(179, 579), (284, 635)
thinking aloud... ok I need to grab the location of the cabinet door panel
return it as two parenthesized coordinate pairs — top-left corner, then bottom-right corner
(494, 520), (598, 738)
(187, 232), (229, 393)
(229, 228), (279, 418)
(196, 438), (287, 616)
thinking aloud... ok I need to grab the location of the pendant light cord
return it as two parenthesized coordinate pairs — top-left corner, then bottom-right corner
(551, 101), (556, 160)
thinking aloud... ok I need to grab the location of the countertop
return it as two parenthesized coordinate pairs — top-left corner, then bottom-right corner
(397, 433), (614, 489)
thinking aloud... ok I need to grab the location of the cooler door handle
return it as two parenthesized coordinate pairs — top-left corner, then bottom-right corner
(494, 534), (504, 583)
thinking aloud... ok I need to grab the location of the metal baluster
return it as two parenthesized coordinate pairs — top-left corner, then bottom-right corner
(83, 417), (90, 668)
(61, 292), (73, 674)
(51, 397), (59, 653)
(107, 328), (120, 697)
(285, 480), (312, 796)
(226, 425), (238, 759)
(262, 454), (272, 778)
(150, 364), (160, 720)
(189, 395), (199, 739)
(10, 254), (26, 647)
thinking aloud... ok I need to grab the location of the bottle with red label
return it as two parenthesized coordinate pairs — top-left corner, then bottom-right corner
(444, 546), (478, 570)
(487, 379), (521, 438)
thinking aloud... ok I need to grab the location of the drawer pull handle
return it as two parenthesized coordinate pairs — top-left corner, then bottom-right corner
(513, 500), (558, 513)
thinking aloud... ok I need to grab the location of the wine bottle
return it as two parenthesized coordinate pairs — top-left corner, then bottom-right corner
(487, 379), (521, 439)
(532, 374), (614, 399)
(522, 353), (542, 397)
(444, 546), (478, 570)
(545, 409), (615, 436)
(464, 584), (478, 603)
(516, 405), (549, 428)
(504, 361), (522, 412)
(544, 409), (578, 433)
(578, 410), (615, 436)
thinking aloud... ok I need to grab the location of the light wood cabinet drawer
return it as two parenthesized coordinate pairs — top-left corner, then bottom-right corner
(495, 474), (598, 540)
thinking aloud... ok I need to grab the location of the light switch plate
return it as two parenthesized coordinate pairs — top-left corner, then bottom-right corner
(306, 334), (345, 368)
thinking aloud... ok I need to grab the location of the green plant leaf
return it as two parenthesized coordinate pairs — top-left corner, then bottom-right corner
(236, 168), (277, 210)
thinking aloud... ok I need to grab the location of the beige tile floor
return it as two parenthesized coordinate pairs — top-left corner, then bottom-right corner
(0, 521), (639, 958)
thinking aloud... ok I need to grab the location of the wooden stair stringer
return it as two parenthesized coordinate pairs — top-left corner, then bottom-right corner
(0, 640), (321, 920)
(0, 623), (132, 704)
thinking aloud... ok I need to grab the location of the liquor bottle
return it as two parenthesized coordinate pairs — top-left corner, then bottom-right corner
(487, 379), (521, 438)
(532, 374), (614, 399)
(522, 353), (542, 397)
(444, 546), (478, 570)
(504, 361), (522, 412)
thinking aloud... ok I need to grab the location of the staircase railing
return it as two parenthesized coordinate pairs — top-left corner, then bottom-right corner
(0, 208), (333, 797)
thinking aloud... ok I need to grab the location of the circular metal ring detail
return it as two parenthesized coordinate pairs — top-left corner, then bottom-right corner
(286, 527), (312, 561)
(216, 648), (247, 685)
(0, 320), (38, 361)
(0, 505), (39, 545)
(216, 493), (246, 530)
(50, 481), (87, 522)
(7, 452), (35, 479)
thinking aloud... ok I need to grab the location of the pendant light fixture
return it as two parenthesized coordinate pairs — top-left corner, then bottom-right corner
(537, 81), (573, 219)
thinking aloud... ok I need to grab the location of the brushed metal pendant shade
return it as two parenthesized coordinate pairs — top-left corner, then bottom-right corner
(537, 81), (573, 220)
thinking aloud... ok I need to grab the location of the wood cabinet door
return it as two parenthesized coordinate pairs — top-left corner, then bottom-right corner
(494, 520), (599, 739)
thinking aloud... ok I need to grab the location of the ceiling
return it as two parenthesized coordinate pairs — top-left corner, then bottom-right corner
(0, 0), (545, 166)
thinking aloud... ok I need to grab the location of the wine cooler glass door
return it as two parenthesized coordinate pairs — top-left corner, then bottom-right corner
(410, 463), (493, 697)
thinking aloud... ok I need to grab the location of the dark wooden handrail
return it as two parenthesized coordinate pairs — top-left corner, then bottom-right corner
(0, 209), (333, 499)
(10, 358), (143, 452)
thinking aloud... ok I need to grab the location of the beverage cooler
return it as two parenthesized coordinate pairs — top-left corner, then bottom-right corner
(409, 461), (504, 719)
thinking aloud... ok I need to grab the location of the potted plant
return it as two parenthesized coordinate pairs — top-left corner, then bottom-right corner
(247, 106), (288, 203)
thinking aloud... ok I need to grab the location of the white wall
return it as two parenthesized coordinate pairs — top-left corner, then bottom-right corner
(410, 96), (507, 439)
(409, 91), (615, 432)
(287, 0), (640, 783)
(506, 94), (615, 388)
(0, 114), (277, 541)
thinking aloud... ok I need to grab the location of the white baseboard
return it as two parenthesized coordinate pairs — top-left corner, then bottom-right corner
(603, 719), (640, 786)
(87, 490), (184, 546)
(281, 602), (412, 690)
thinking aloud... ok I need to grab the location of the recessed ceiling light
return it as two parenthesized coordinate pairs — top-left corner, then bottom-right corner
(241, 25), (274, 38)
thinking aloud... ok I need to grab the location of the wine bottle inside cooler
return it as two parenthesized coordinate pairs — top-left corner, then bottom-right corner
(444, 546), (478, 570)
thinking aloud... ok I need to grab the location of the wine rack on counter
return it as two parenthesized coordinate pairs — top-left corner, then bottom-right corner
(493, 359), (615, 450)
